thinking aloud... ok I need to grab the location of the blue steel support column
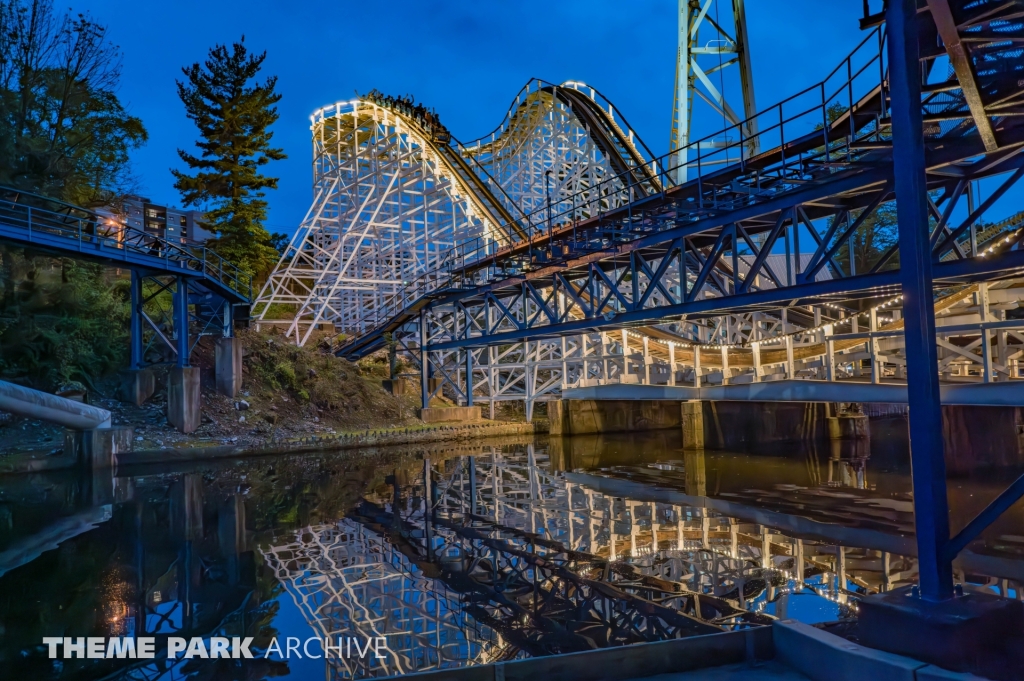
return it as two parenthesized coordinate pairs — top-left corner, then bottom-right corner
(420, 310), (429, 410)
(886, 0), (953, 601)
(174, 277), (190, 368)
(129, 270), (143, 370)
(465, 349), (474, 407)
(222, 300), (233, 338)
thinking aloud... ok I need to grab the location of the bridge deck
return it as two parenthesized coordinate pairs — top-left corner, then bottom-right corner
(0, 188), (251, 304)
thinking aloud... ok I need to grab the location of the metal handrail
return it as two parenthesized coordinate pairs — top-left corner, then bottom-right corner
(0, 188), (253, 300)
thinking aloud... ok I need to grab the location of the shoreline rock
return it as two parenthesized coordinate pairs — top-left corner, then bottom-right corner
(0, 419), (548, 474)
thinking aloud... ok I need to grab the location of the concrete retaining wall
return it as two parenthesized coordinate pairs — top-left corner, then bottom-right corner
(419, 406), (482, 423)
(774, 620), (990, 681)
(871, 405), (1024, 472)
(393, 628), (771, 681)
(550, 399), (682, 435)
(63, 426), (135, 469)
(553, 396), (1024, 470)
(702, 400), (829, 449)
(941, 404), (1024, 472)
(551, 398), (828, 445)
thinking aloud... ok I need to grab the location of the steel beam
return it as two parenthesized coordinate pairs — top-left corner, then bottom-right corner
(887, 0), (953, 601)
(130, 270), (144, 370)
(926, 0), (998, 152)
(174, 276), (191, 369)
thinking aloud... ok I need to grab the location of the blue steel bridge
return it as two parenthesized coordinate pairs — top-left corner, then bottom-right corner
(252, 0), (1024, 602)
(0, 187), (251, 374)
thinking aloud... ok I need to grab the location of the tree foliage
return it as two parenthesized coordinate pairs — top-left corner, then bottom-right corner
(0, 0), (147, 206)
(834, 201), (899, 275)
(0, 1), (144, 389)
(0, 248), (130, 389)
(173, 37), (286, 280)
(814, 102), (900, 275)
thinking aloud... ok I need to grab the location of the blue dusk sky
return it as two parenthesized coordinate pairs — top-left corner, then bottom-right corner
(82, 0), (867, 234)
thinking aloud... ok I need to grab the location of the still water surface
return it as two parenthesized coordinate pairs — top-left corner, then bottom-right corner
(1, 427), (1022, 680)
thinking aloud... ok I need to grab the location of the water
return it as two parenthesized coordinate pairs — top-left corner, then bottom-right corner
(1, 428), (1023, 680)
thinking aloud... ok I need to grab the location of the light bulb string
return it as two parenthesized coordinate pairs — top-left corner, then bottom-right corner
(617, 294), (904, 352)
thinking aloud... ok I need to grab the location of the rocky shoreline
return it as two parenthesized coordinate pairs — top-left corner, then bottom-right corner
(0, 419), (547, 474)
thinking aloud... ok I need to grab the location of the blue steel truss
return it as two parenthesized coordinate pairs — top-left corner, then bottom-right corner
(338, 7), (1024, 360)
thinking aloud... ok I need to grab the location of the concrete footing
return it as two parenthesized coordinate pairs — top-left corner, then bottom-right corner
(382, 378), (408, 396)
(119, 369), (155, 406)
(419, 406), (481, 423)
(168, 367), (201, 433)
(549, 400), (570, 436)
(215, 337), (243, 398)
(858, 585), (1024, 679)
(63, 426), (134, 469)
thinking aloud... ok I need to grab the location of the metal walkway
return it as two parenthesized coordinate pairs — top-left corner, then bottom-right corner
(0, 188), (251, 368)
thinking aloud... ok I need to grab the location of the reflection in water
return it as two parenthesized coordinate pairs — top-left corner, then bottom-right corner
(0, 431), (1023, 679)
(554, 430), (1024, 596)
(261, 517), (509, 678)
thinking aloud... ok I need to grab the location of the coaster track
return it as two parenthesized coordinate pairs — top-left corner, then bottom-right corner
(254, 78), (663, 345)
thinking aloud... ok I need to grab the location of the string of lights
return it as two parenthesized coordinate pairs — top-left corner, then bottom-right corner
(977, 227), (1023, 258)
(604, 223), (1022, 357)
(619, 294), (906, 352)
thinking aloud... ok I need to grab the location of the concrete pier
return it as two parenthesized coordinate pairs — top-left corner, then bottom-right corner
(119, 368), (155, 406)
(168, 366), (201, 433)
(547, 399), (681, 435)
(549, 399), (570, 436)
(215, 336), (243, 398)
(827, 411), (870, 440)
(63, 426), (134, 469)
(419, 406), (481, 423)
(382, 378), (408, 395)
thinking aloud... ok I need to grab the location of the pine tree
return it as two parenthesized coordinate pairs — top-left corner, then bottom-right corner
(173, 37), (286, 279)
